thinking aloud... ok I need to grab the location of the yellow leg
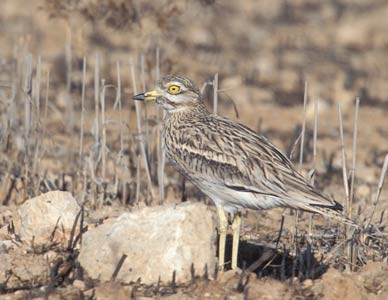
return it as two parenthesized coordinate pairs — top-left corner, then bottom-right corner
(231, 212), (241, 270)
(217, 206), (228, 271)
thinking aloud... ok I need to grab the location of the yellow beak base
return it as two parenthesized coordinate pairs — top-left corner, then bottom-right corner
(133, 90), (161, 101)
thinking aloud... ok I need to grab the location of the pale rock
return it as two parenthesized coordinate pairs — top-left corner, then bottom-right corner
(78, 202), (216, 284)
(73, 279), (86, 290)
(18, 191), (81, 244)
(0, 225), (10, 240)
(0, 252), (48, 289)
(0, 205), (13, 225)
(303, 278), (314, 288)
(0, 240), (14, 253)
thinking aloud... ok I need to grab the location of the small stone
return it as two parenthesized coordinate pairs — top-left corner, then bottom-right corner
(78, 202), (216, 284)
(0, 240), (13, 253)
(73, 279), (86, 290)
(303, 279), (313, 288)
(18, 191), (81, 245)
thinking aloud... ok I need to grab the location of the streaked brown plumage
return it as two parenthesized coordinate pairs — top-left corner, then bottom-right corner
(133, 75), (356, 270)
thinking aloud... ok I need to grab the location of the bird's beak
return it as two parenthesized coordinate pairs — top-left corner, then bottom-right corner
(133, 90), (161, 101)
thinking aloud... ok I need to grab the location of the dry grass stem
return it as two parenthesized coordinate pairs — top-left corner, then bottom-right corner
(349, 97), (360, 219)
(299, 80), (308, 168)
(213, 73), (218, 114)
(100, 80), (107, 180)
(94, 52), (100, 145)
(367, 154), (388, 227)
(337, 103), (349, 209)
(65, 25), (73, 132)
(130, 58), (155, 199)
(79, 56), (86, 159)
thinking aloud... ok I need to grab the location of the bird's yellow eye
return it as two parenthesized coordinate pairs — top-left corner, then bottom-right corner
(168, 85), (181, 94)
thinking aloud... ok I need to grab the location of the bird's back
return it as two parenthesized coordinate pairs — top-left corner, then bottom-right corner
(163, 108), (352, 223)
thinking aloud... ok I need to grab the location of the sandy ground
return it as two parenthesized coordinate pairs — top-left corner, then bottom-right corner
(0, 0), (388, 299)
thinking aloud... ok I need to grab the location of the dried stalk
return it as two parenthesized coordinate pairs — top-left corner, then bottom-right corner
(213, 73), (219, 114)
(299, 80), (308, 168)
(337, 103), (349, 209)
(367, 154), (388, 227)
(79, 56), (87, 159)
(130, 58), (155, 199)
(94, 52), (100, 145)
(32, 56), (42, 172)
(22, 53), (33, 197)
(23, 53), (32, 138)
(338, 103), (352, 270)
(349, 97), (360, 219)
(42, 69), (50, 142)
(114, 61), (125, 203)
(313, 97), (318, 162)
(116, 61), (124, 152)
(308, 97), (318, 239)
(156, 47), (160, 82)
(65, 25), (73, 132)
(35, 56), (41, 126)
(100, 80), (107, 180)
(140, 54), (150, 159)
(154, 49), (166, 204)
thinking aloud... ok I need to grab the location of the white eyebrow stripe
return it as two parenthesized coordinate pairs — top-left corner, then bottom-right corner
(169, 82), (184, 86)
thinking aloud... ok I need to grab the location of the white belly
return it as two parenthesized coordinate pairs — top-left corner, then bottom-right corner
(193, 180), (286, 214)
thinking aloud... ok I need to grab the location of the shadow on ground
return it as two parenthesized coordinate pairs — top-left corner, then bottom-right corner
(223, 236), (329, 282)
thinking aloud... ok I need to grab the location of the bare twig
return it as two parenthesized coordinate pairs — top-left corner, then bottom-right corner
(338, 103), (352, 270)
(213, 73), (219, 114)
(337, 103), (349, 209)
(40, 68), (50, 167)
(94, 52), (100, 145)
(367, 154), (388, 227)
(23, 53), (32, 138)
(111, 254), (128, 281)
(79, 56), (86, 158)
(275, 215), (285, 249)
(299, 80), (308, 168)
(100, 80), (107, 179)
(349, 97), (360, 219)
(156, 47), (160, 81)
(155, 50), (166, 205)
(130, 58), (155, 199)
(116, 61), (124, 152)
(35, 55), (42, 126)
(65, 24), (73, 132)
(32, 56), (42, 176)
(140, 54), (150, 158)
(313, 97), (318, 163)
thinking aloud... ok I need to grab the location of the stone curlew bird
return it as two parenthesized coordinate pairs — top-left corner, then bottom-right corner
(133, 75), (356, 271)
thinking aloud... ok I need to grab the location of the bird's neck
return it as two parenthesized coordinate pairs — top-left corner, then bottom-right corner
(162, 102), (208, 139)
(165, 102), (208, 120)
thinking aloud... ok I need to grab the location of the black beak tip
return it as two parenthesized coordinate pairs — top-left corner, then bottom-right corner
(133, 93), (146, 101)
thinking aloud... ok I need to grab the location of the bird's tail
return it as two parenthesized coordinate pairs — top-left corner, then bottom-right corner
(306, 203), (358, 227)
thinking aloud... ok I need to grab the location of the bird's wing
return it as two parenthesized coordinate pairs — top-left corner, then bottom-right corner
(175, 114), (341, 212)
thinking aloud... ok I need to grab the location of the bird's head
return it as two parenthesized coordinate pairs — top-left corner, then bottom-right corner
(133, 76), (203, 112)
